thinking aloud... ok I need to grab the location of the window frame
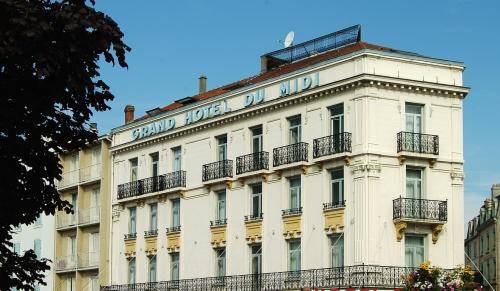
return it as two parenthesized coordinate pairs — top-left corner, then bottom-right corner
(288, 115), (302, 144)
(329, 103), (344, 135)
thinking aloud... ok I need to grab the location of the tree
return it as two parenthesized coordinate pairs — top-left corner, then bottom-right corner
(0, 0), (130, 289)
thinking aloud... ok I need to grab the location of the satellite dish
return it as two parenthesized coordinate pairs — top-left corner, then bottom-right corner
(284, 31), (295, 48)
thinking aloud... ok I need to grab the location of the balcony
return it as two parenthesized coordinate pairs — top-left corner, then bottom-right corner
(313, 133), (352, 161)
(124, 233), (137, 257)
(144, 229), (158, 255)
(78, 207), (100, 226)
(58, 169), (79, 190)
(282, 207), (303, 216)
(393, 197), (447, 243)
(323, 201), (345, 234)
(236, 152), (269, 177)
(244, 213), (263, 222)
(166, 226), (181, 252)
(56, 213), (77, 230)
(244, 214), (263, 244)
(210, 219), (228, 227)
(117, 171), (186, 201)
(202, 160), (233, 185)
(273, 142), (308, 170)
(210, 220), (227, 248)
(282, 207), (302, 239)
(397, 132), (439, 166)
(77, 251), (99, 270)
(144, 229), (158, 237)
(124, 233), (137, 240)
(79, 163), (101, 184)
(55, 256), (77, 272)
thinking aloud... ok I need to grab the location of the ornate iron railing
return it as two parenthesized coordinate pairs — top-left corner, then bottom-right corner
(282, 207), (303, 216)
(323, 201), (346, 211)
(236, 152), (269, 175)
(124, 233), (136, 240)
(273, 142), (308, 167)
(202, 160), (233, 182)
(397, 132), (439, 155)
(210, 219), (227, 227)
(117, 171), (186, 200)
(101, 264), (418, 290)
(393, 197), (447, 221)
(313, 133), (352, 158)
(144, 229), (158, 237)
(244, 213), (263, 221)
(166, 226), (181, 233)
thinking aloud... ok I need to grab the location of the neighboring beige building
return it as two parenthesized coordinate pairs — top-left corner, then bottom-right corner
(465, 184), (500, 289)
(54, 134), (111, 291)
(104, 26), (468, 290)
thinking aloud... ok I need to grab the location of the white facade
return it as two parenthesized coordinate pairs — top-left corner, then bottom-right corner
(11, 214), (55, 291)
(107, 44), (468, 287)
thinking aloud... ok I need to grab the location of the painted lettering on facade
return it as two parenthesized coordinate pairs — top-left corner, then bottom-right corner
(132, 119), (176, 140)
(279, 72), (320, 97)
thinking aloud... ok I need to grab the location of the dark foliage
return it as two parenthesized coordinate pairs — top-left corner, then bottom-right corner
(0, 0), (129, 289)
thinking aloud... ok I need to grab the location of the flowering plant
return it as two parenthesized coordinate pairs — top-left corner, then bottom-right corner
(403, 262), (482, 291)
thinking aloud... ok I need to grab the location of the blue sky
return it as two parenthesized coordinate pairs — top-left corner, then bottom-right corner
(93, 0), (500, 227)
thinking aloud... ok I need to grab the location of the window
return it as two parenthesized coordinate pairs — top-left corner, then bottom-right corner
(486, 233), (490, 252)
(216, 190), (226, 220)
(130, 158), (138, 182)
(251, 245), (262, 274)
(406, 168), (422, 199)
(251, 183), (262, 218)
(289, 177), (301, 210)
(149, 255), (157, 282)
(217, 135), (228, 161)
(129, 207), (137, 234)
(171, 252), (180, 280)
(89, 232), (99, 265)
(89, 276), (99, 291)
(33, 239), (41, 259)
(128, 258), (136, 284)
(69, 235), (76, 264)
(288, 239), (301, 271)
(330, 234), (344, 267)
(71, 192), (78, 223)
(150, 203), (158, 231)
(172, 199), (180, 227)
(405, 235), (425, 267)
(405, 103), (423, 133)
(66, 276), (76, 291)
(330, 103), (344, 135)
(150, 152), (159, 177)
(172, 147), (182, 171)
(90, 188), (100, 221)
(215, 248), (226, 277)
(288, 116), (301, 144)
(251, 126), (263, 153)
(330, 168), (344, 206)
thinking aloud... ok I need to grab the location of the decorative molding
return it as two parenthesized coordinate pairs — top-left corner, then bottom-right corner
(350, 163), (381, 175)
(112, 205), (123, 222)
(394, 221), (407, 242)
(431, 225), (444, 244)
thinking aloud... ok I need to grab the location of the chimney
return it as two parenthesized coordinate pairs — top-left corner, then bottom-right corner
(199, 75), (207, 94)
(124, 105), (135, 124)
(260, 56), (269, 73)
(89, 123), (98, 133)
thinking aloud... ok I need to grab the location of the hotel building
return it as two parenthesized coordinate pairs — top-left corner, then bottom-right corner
(54, 134), (112, 291)
(105, 26), (468, 290)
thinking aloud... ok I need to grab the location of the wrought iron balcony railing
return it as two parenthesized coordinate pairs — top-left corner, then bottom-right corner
(124, 233), (137, 240)
(323, 201), (346, 211)
(101, 264), (418, 290)
(273, 142), (308, 167)
(397, 131), (439, 155)
(56, 213), (77, 230)
(210, 219), (227, 227)
(117, 171), (186, 200)
(166, 226), (181, 233)
(202, 160), (233, 182)
(282, 207), (303, 216)
(236, 152), (269, 175)
(55, 255), (77, 271)
(313, 132), (352, 158)
(77, 251), (99, 269)
(58, 169), (79, 189)
(144, 229), (158, 237)
(393, 197), (447, 222)
(244, 213), (263, 221)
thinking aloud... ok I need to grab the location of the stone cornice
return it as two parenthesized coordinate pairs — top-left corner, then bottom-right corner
(111, 74), (469, 154)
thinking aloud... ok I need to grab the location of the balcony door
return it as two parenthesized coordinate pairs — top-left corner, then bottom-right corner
(89, 232), (99, 265)
(217, 135), (228, 161)
(217, 190), (226, 221)
(251, 126), (263, 153)
(406, 169), (423, 218)
(68, 235), (76, 266)
(251, 184), (262, 218)
(330, 104), (344, 135)
(405, 103), (423, 133)
(289, 177), (301, 210)
(90, 188), (99, 221)
(405, 235), (425, 267)
(330, 168), (344, 207)
(251, 245), (262, 274)
(288, 116), (302, 144)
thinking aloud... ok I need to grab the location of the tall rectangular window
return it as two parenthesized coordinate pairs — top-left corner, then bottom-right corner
(405, 235), (425, 267)
(330, 168), (344, 206)
(251, 245), (262, 274)
(251, 183), (262, 218)
(172, 147), (182, 171)
(89, 276), (99, 291)
(406, 168), (422, 199)
(216, 190), (226, 220)
(289, 177), (301, 210)
(69, 235), (76, 263)
(89, 232), (99, 265)
(288, 239), (301, 271)
(130, 158), (138, 182)
(171, 252), (180, 280)
(128, 258), (136, 284)
(216, 248), (226, 277)
(149, 255), (157, 282)
(251, 125), (263, 153)
(330, 103), (344, 135)
(172, 199), (180, 227)
(405, 103), (423, 133)
(288, 116), (302, 144)
(34, 239), (41, 259)
(150, 203), (158, 231)
(129, 207), (137, 234)
(71, 192), (78, 223)
(90, 188), (100, 220)
(330, 234), (344, 267)
(150, 152), (159, 177)
(66, 276), (76, 291)
(217, 135), (228, 161)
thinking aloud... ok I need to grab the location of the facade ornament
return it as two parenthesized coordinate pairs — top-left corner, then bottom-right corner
(112, 205), (123, 222)
(394, 221), (407, 242)
(431, 224), (444, 244)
